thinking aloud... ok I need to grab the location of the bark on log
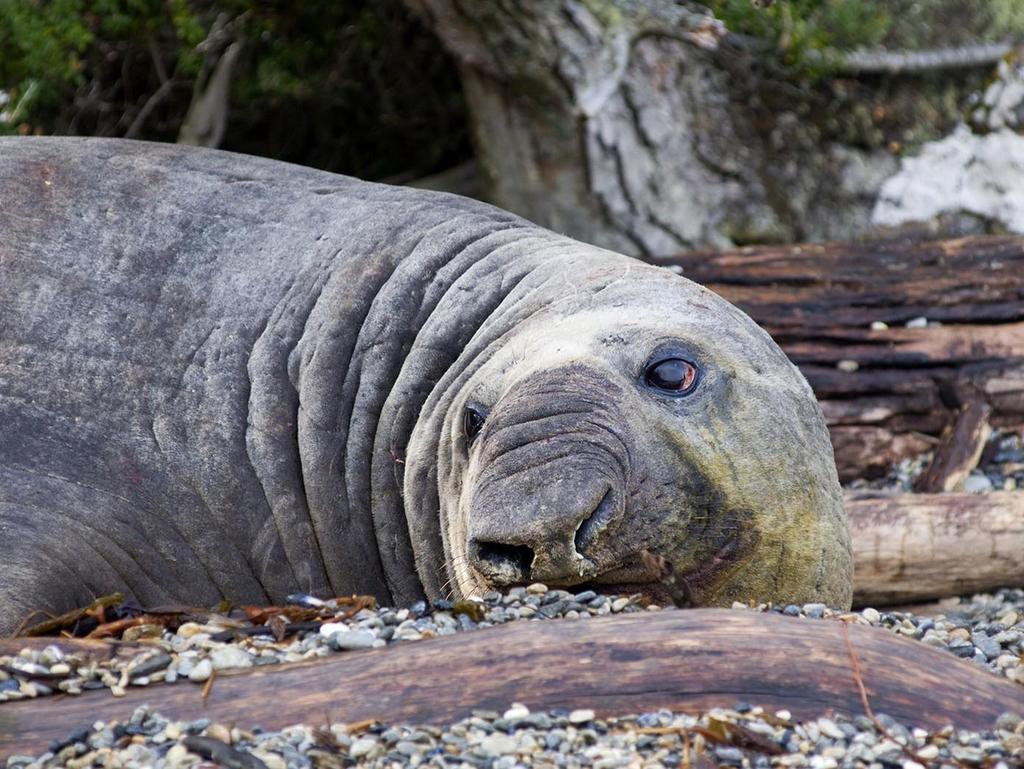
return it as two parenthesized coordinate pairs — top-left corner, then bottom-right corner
(2, 610), (1020, 758)
(847, 490), (1024, 607)
(667, 235), (1024, 479)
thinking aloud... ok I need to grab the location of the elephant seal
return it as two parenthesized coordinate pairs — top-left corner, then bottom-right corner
(0, 138), (851, 634)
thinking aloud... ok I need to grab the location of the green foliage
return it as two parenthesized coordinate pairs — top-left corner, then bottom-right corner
(706, 0), (892, 76)
(993, 0), (1024, 34)
(0, 0), (469, 179)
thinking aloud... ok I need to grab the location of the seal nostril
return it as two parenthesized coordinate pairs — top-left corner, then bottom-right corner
(473, 540), (534, 583)
(574, 488), (616, 556)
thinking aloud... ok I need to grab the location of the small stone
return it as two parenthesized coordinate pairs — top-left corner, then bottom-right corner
(328, 630), (377, 651)
(817, 718), (845, 740)
(250, 750), (286, 769)
(165, 744), (190, 764)
(176, 622), (207, 638)
(319, 622), (349, 637)
(49, 663), (71, 676)
(526, 583), (548, 594)
(905, 316), (928, 329)
(350, 737), (378, 757)
(802, 603), (826, 619)
(503, 704), (530, 720)
(915, 745), (940, 761)
(963, 473), (993, 493)
(861, 608), (881, 624)
(611, 598), (630, 612)
(971, 632), (1001, 659)
(837, 360), (859, 372)
(210, 646), (253, 671)
(187, 658), (212, 682)
(870, 321), (889, 330)
(950, 745), (984, 764)
(479, 734), (517, 756)
(568, 709), (595, 724)
(122, 624), (165, 642)
(715, 746), (745, 764)
(395, 741), (420, 756)
(205, 723), (232, 744)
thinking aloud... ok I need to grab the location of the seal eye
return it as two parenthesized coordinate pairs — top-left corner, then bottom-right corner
(463, 406), (486, 444)
(645, 358), (699, 394)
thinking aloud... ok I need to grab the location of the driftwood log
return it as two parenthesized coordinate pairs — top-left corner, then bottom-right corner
(847, 490), (1024, 606)
(2, 610), (1021, 758)
(667, 235), (1024, 480)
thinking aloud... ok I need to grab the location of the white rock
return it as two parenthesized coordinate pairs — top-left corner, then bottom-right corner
(916, 745), (940, 761)
(873, 125), (1024, 234)
(569, 709), (595, 724)
(963, 473), (993, 494)
(210, 646), (253, 671)
(861, 607), (881, 624)
(187, 658), (212, 682)
(319, 622), (349, 637)
(350, 737), (378, 758)
(479, 734), (518, 756)
(503, 704), (530, 720)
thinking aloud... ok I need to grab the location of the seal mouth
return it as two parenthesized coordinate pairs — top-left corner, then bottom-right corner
(575, 531), (746, 608)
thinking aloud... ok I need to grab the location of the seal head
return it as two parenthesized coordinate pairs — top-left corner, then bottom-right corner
(414, 251), (852, 609)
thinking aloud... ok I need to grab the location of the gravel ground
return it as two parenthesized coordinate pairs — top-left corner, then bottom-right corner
(847, 429), (1024, 493)
(2, 587), (1022, 705)
(3, 587), (1023, 768)
(6, 701), (1023, 769)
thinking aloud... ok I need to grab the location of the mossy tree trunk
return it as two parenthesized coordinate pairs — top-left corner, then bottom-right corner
(405, 1), (789, 256)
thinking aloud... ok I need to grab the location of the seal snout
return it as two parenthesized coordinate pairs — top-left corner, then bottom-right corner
(468, 484), (621, 586)
(461, 364), (633, 589)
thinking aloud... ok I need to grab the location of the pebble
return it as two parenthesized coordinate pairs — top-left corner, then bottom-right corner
(3, 584), (1023, 709)
(186, 658), (212, 683)
(327, 629), (376, 651)
(10, 704), (1022, 769)
(568, 709), (595, 724)
(209, 646), (253, 671)
(964, 473), (994, 493)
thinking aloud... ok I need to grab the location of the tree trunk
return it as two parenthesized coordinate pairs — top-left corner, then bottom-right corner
(404, 1), (821, 255)
(404, 2), (1013, 255)
(3, 610), (1020, 756)
(666, 235), (1024, 479)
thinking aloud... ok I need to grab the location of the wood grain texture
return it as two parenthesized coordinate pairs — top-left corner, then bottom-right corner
(848, 491), (1024, 605)
(914, 402), (992, 493)
(2, 610), (1021, 758)
(666, 235), (1024, 479)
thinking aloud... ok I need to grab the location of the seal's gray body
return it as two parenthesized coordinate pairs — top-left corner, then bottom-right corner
(0, 138), (851, 633)
(1, 138), (512, 621)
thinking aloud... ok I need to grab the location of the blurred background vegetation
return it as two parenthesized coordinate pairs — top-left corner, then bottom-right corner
(3, 0), (1021, 179)
(1, 0), (1021, 239)
(0, 0), (470, 180)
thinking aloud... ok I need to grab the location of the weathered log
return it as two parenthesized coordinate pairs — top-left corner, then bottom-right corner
(667, 236), (1024, 479)
(847, 490), (1024, 606)
(1, 610), (1020, 757)
(914, 402), (992, 493)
